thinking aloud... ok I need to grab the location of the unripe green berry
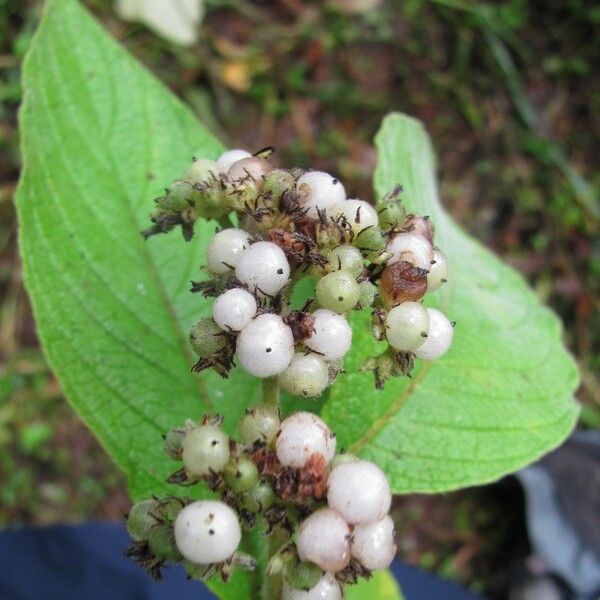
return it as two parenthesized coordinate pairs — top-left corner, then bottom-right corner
(316, 271), (360, 313)
(193, 178), (231, 220)
(354, 225), (386, 254)
(358, 279), (377, 308)
(156, 496), (185, 522)
(189, 318), (226, 358)
(285, 560), (323, 592)
(157, 179), (195, 212)
(127, 499), (158, 541)
(378, 201), (406, 230)
(244, 479), (275, 512)
(185, 158), (221, 185)
(224, 457), (259, 493)
(239, 405), (281, 444)
(263, 169), (296, 200)
(325, 245), (364, 277)
(279, 352), (330, 398)
(164, 428), (186, 459)
(182, 425), (230, 477)
(148, 523), (182, 562)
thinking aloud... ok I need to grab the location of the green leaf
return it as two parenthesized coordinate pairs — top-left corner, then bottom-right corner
(345, 570), (404, 600)
(16, 0), (264, 596)
(322, 113), (580, 492)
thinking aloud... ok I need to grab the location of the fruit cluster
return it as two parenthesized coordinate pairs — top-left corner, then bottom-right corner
(128, 147), (456, 596)
(127, 410), (394, 599)
(145, 146), (453, 389)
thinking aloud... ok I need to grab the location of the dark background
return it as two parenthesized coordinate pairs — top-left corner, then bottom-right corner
(0, 1), (598, 597)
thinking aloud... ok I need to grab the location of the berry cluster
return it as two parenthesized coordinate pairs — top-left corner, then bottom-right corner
(144, 146), (453, 389)
(127, 410), (395, 598)
(129, 147), (456, 596)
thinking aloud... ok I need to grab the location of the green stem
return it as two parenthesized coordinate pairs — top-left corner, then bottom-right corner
(261, 377), (282, 600)
(262, 377), (280, 409)
(262, 528), (286, 600)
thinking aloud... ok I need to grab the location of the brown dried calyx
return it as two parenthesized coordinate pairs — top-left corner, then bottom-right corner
(268, 228), (327, 269)
(251, 447), (328, 501)
(379, 260), (428, 307)
(283, 309), (316, 343)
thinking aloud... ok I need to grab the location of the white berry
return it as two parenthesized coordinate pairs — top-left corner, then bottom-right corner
(216, 149), (251, 172)
(385, 301), (430, 351)
(174, 501), (241, 564)
(330, 199), (379, 233)
(305, 309), (352, 362)
(296, 508), (351, 572)
(236, 314), (294, 377)
(206, 228), (252, 275)
(414, 308), (454, 359)
(351, 515), (397, 570)
(296, 171), (346, 218)
(327, 460), (391, 525)
(212, 288), (257, 332)
(283, 572), (342, 600)
(386, 232), (433, 270)
(228, 156), (272, 181)
(235, 241), (290, 296)
(276, 412), (336, 467)
(427, 249), (448, 291)
(279, 352), (330, 398)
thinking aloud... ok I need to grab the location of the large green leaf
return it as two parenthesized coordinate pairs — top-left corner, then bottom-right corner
(16, 0), (263, 595)
(321, 114), (580, 492)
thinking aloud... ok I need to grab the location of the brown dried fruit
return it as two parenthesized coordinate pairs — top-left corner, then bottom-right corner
(380, 260), (428, 307)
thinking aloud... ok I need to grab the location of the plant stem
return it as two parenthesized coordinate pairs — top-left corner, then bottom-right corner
(262, 377), (280, 409)
(261, 377), (282, 600)
(262, 528), (287, 600)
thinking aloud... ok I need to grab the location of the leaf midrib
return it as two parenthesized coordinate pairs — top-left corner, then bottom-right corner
(348, 362), (432, 454)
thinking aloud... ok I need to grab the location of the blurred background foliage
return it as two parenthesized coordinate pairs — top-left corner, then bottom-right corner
(0, 0), (598, 597)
